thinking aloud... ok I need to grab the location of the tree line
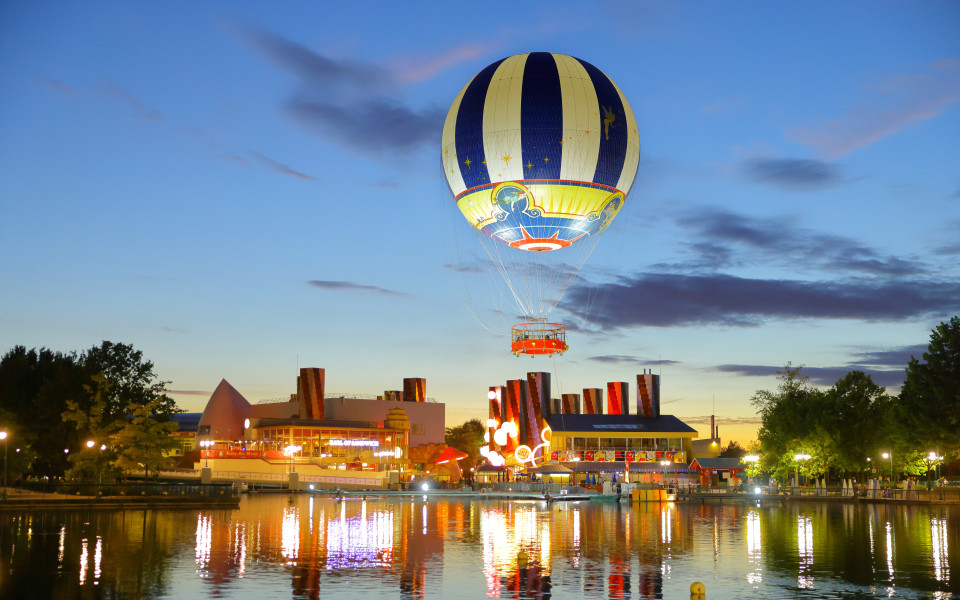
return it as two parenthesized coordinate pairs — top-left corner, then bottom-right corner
(748, 316), (959, 484)
(0, 341), (180, 483)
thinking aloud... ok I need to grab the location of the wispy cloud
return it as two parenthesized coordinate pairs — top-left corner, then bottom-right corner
(712, 364), (905, 388)
(40, 78), (78, 95)
(307, 280), (410, 297)
(98, 81), (165, 122)
(742, 158), (845, 190)
(790, 59), (960, 158)
(242, 27), (446, 157)
(167, 389), (211, 396)
(286, 96), (443, 155)
(587, 355), (681, 367)
(443, 263), (486, 274)
(665, 208), (925, 276)
(562, 272), (960, 329)
(848, 344), (928, 367)
(681, 415), (763, 426)
(247, 151), (317, 181)
(392, 42), (499, 84)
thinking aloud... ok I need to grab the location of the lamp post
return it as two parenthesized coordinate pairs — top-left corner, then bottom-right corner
(882, 452), (893, 483)
(660, 460), (670, 487)
(0, 431), (8, 501)
(87, 440), (105, 496)
(794, 454), (811, 491)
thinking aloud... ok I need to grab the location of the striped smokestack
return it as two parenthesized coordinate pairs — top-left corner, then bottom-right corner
(607, 381), (629, 415)
(298, 368), (325, 420)
(582, 388), (603, 415)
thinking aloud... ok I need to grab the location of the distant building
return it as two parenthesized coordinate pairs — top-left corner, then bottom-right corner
(193, 369), (444, 475)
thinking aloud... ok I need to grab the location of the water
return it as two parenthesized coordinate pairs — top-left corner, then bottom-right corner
(1, 495), (957, 599)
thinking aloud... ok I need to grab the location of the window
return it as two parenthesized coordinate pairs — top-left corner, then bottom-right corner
(412, 424), (425, 435)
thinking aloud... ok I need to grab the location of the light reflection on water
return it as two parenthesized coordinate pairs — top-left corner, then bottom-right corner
(0, 497), (958, 599)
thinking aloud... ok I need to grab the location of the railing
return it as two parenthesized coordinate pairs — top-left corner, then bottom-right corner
(16, 481), (239, 498)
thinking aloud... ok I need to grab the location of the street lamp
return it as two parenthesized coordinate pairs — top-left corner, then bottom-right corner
(660, 460), (670, 487)
(199, 440), (214, 467)
(882, 452), (893, 482)
(1, 431), (8, 501)
(794, 454), (811, 489)
(87, 440), (105, 496)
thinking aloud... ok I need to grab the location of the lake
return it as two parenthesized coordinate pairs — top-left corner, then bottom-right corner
(1, 495), (957, 599)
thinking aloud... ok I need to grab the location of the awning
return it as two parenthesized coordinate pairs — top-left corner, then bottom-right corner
(528, 462), (574, 475)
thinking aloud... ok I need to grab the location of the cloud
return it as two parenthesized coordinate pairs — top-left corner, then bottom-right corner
(392, 42), (499, 84)
(562, 272), (960, 329)
(670, 208), (925, 276)
(98, 81), (165, 122)
(167, 389), (211, 396)
(681, 415), (764, 426)
(848, 344), (928, 367)
(444, 263), (486, 274)
(742, 158), (845, 190)
(242, 28), (447, 157)
(712, 364), (905, 388)
(242, 27), (393, 96)
(247, 151), (317, 181)
(286, 96), (444, 155)
(307, 280), (409, 297)
(790, 59), (960, 158)
(587, 355), (681, 367)
(40, 78), (77, 95)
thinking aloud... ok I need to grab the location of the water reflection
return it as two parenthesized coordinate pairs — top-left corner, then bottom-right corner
(0, 498), (957, 598)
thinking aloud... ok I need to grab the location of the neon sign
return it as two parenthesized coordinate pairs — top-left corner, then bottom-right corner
(329, 440), (379, 447)
(514, 426), (552, 467)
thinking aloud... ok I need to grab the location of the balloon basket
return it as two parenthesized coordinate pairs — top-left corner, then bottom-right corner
(510, 321), (568, 356)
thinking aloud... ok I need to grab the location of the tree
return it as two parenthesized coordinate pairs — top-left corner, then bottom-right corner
(62, 375), (121, 482)
(718, 440), (748, 458)
(111, 398), (179, 479)
(896, 316), (960, 458)
(81, 342), (179, 419)
(823, 371), (890, 476)
(445, 419), (486, 472)
(0, 346), (88, 476)
(751, 364), (827, 482)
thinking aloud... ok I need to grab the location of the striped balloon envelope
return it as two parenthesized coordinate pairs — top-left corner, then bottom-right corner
(442, 52), (640, 252)
(441, 52), (640, 325)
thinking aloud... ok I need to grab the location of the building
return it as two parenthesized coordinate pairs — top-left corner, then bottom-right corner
(193, 369), (445, 484)
(482, 370), (701, 484)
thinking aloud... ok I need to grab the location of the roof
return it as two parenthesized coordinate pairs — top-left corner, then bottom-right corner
(546, 414), (697, 434)
(529, 462), (573, 474)
(567, 461), (697, 473)
(436, 446), (468, 464)
(198, 379), (251, 440)
(690, 457), (746, 471)
(476, 464), (508, 473)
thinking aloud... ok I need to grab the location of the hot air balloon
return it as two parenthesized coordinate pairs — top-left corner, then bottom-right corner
(441, 52), (640, 355)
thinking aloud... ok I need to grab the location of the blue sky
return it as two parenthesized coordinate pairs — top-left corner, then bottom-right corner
(2, 1), (958, 444)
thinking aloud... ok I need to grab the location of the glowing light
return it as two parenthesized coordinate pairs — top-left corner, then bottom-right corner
(329, 439), (379, 447)
(493, 429), (508, 446)
(515, 445), (532, 462)
(421, 483), (429, 491)
(244, 418), (250, 429)
(483, 431), (491, 443)
(487, 391), (496, 400)
(487, 451), (505, 467)
(195, 515), (212, 570)
(486, 418), (497, 427)
(480, 445), (490, 457)
(79, 538), (88, 585)
(754, 487), (762, 495)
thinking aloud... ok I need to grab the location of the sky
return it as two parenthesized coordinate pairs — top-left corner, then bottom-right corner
(2, 1), (959, 445)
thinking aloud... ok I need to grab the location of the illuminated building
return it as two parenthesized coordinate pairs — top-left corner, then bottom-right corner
(482, 370), (699, 481)
(194, 369), (444, 480)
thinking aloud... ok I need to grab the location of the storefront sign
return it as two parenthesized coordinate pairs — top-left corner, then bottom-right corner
(329, 440), (379, 447)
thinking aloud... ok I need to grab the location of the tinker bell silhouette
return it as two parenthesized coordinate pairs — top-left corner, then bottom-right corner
(492, 185), (541, 221)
